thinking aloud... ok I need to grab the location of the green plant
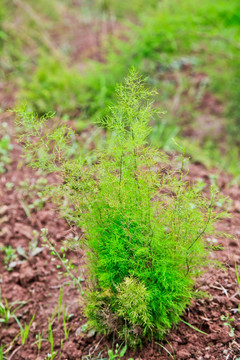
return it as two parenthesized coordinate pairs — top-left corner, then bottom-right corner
(83, 343), (131, 360)
(181, 319), (207, 335)
(15, 314), (35, 345)
(0, 245), (18, 271)
(62, 305), (71, 340)
(15, 69), (225, 346)
(17, 177), (49, 216)
(0, 289), (25, 324)
(221, 313), (235, 337)
(235, 261), (240, 292)
(36, 331), (43, 353)
(41, 228), (84, 293)
(107, 343), (127, 360)
(16, 230), (43, 260)
(0, 297), (13, 324)
(58, 286), (64, 320)
(0, 134), (12, 174)
(157, 342), (175, 360)
(47, 319), (58, 360)
(235, 261), (240, 311)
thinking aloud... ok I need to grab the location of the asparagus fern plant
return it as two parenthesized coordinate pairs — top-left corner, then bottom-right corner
(15, 69), (225, 347)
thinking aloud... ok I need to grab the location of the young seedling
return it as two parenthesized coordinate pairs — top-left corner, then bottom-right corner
(36, 331), (43, 353)
(47, 318), (58, 360)
(45, 353), (58, 360)
(0, 133), (12, 174)
(0, 345), (3, 360)
(181, 319), (207, 335)
(58, 286), (64, 320)
(41, 228), (84, 294)
(32, 331), (49, 354)
(107, 343), (127, 360)
(0, 297), (12, 324)
(157, 342), (176, 360)
(221, 313), (235, 337)
(18, 177), (49, 216)
(0, 245), (18, 271)
(16, 230), (43, 260)
(235, 262), (240, 293)
(15, 314), (35, 345)
(62, 305), (71, 340)
(0, 289), (26, 325)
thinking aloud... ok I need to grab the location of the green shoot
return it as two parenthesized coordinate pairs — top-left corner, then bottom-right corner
(0, 133), (12, 174)
(0, 245), (18, 272)
(107, 343), (127, 360)
(235, 261), (240, 291)
(36, 332), (43, 353)
(48, 319), (54, 355)
(221, 313), (235, 337)
(62, 305), (71, 340)
(156, 342), (175, 360)
(0, 345), (3, 360)
(0, 289), (26, 325)
(41, 228), (83, 294)
(58, 286), (64, 320)
(16, 314), (35, 345)
(181, 319), (207, 335)
(47, 319), (58, 359)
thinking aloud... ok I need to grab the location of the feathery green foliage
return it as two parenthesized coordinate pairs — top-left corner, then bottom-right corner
(15, 69), (224, 346)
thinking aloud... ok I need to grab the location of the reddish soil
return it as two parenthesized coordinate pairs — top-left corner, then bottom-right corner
(0, 105), (240, 360)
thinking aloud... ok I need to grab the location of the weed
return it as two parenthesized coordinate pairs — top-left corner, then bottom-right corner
(157, 342), (175, 360)
(221, 313), (235, 337)
(0, 298), (13, 324)
(58, 286), (64, 320)
(107, 343), (127, 360)
(234, 262), (240, 312)
(0, 245), (18, 271)
(47, 319), (58, 360)
(83, 343), (131, 360)
(41, 228), (84, 293)
(235, 262), (240, 292)
(16, 230), (43, 260)
(0, 134), (12, 174)
(48, 319), (54, 355)
(45, 352), (58, 360)
(181, 319), (207, 335)
(36, 331), (43, 353)
(15, 69), (226, 346)
(17, 177), (49, 216)
(14, 314), (35, 345)
(62, 305), (71, 340)
(0, 289), (25, 325)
